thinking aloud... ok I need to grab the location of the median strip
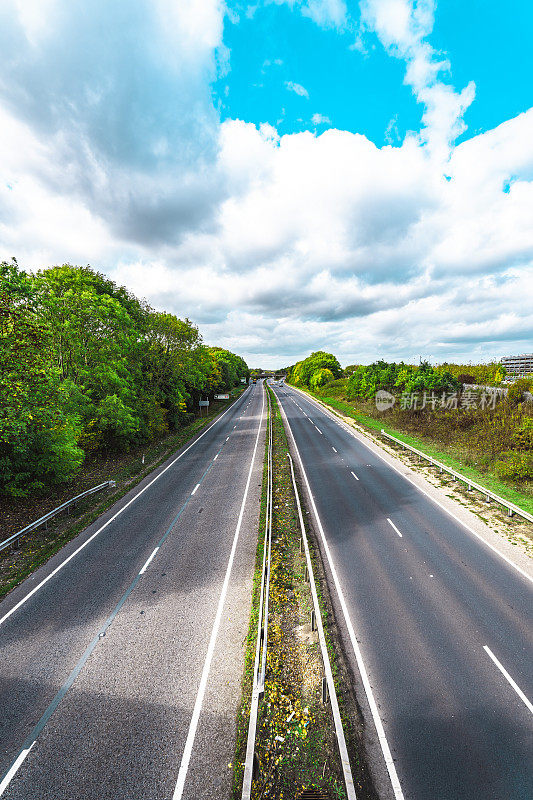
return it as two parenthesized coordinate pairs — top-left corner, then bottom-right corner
(233, 388), (376, 799)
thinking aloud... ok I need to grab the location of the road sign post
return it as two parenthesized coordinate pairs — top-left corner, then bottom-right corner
(199, 399), (209, 416)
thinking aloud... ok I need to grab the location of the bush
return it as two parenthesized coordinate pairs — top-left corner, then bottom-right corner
(495, 452), (533, 481)
(508, 378), (531, 405)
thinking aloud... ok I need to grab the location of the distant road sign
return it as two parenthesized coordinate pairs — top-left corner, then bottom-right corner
(199, 400), (209, 407)
(214, 393), (229, 400)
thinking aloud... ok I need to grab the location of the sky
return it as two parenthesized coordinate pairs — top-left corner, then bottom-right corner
(0, 0), (532, 368)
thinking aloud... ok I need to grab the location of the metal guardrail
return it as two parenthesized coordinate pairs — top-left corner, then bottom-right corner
(0, 480), (117, 554)
(380, 430), (533, 524)
(287, 452), (357, 800)
(242, 389), (273, 799)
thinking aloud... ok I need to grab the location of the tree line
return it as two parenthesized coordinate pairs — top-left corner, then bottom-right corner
(0, 261), (248, 497)
(286, 351), (533, 483)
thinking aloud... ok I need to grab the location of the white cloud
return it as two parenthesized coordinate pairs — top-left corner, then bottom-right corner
(312, 113), (332, 125)
(273, 0), (348, 29)
(0, 0), (532, 368)
(360, 0), (475, 160)
(285, 80), (310, 98)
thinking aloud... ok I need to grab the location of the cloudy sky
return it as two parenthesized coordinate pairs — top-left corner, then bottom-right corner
(1, 0), (532, 367)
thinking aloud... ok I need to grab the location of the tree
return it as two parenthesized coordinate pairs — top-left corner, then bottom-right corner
(0, 261), (83, 495)
(310, 368), (334, 389)
(0, 261), (249, 496)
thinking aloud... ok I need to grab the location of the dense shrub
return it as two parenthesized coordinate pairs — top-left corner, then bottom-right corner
(508, 378), (531, 405)
(495, 452), (533, 481)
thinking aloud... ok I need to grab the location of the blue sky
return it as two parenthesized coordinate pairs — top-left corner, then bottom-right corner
(0, 0), (532, 367)
(216, 0), (533, 145)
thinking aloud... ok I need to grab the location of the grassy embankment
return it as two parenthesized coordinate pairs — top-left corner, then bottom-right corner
(293, 380), (533, 519)
(232, 388), (375, 800)
(0, 389), (245, 601)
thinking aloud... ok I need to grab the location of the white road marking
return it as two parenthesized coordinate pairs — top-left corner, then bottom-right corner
(139, 547), (159, 575)
(226, 436), (230, 442)
(484, 646), (533, 715)
(172, 388), (265, 799)
(288, 385), (533, 587)
(191, 483), (200, 496)
(0, 743), (35, 796)
(351, 471), (359, 481)
(0, 393), (249, 629)
(332, 447), (337, 453)
(213, 454), (219, 461)
(315, 426), (322, 434)
(387, 518), (403, 538)
(278, 396), (405, 800)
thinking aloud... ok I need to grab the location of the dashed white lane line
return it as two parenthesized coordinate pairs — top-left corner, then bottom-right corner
(0, 391), (248, 630)
(139, 547), (159, 575)
(332, 447), (337, 453)
(172, 386), (265, 799)
(278, 396), (405, 800)
(213, 454), (219, 461)
(315, 426), (322, 434)
(387, 518), (403, 538)
(226, 436), (230, 442)
(484, 646), (533, 715)
(351, 471), (360, 481)
(288, 385), (533, 587)
(191, 483), (201, 496)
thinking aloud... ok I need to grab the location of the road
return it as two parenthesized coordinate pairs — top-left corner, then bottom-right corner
(0, 382), (265, 800)
(273, 382), (533, 800)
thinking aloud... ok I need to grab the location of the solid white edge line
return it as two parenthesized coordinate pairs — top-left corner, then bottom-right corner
(172, 387), (265, 800)
(289, 385), (533, 587)
(191, 483), (200, 496)
(139, 547), (159, 575)
(387, 518), (403, 538)
(351, 471), (360, 481)
(0, 742), (35, 796)
(483, 646), (533, 715)
(276, 389), (406, 800)
(0, 390), (251, 629)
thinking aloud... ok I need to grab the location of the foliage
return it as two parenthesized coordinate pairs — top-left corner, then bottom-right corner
(300, 349), (532, 491)
(345, 359), (460, 400)
(309, 367), (334, 389)
(495, 452), (533, 481)
(437, 361), (507, 386)
(286, 351), (342, 389)
(0, 260), (248, 496)
(343, 364), (358, 377)
(507, 378), (531, 405)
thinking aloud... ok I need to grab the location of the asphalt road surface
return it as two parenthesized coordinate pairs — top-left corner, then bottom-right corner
(0, 382), (265, 800)
(273, 382), (532, 800)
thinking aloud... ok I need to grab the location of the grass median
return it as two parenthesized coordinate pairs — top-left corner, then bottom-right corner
(232, 387), (376, 800)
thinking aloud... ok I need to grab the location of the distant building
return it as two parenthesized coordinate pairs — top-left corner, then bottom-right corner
(501, 354), (533, 376)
